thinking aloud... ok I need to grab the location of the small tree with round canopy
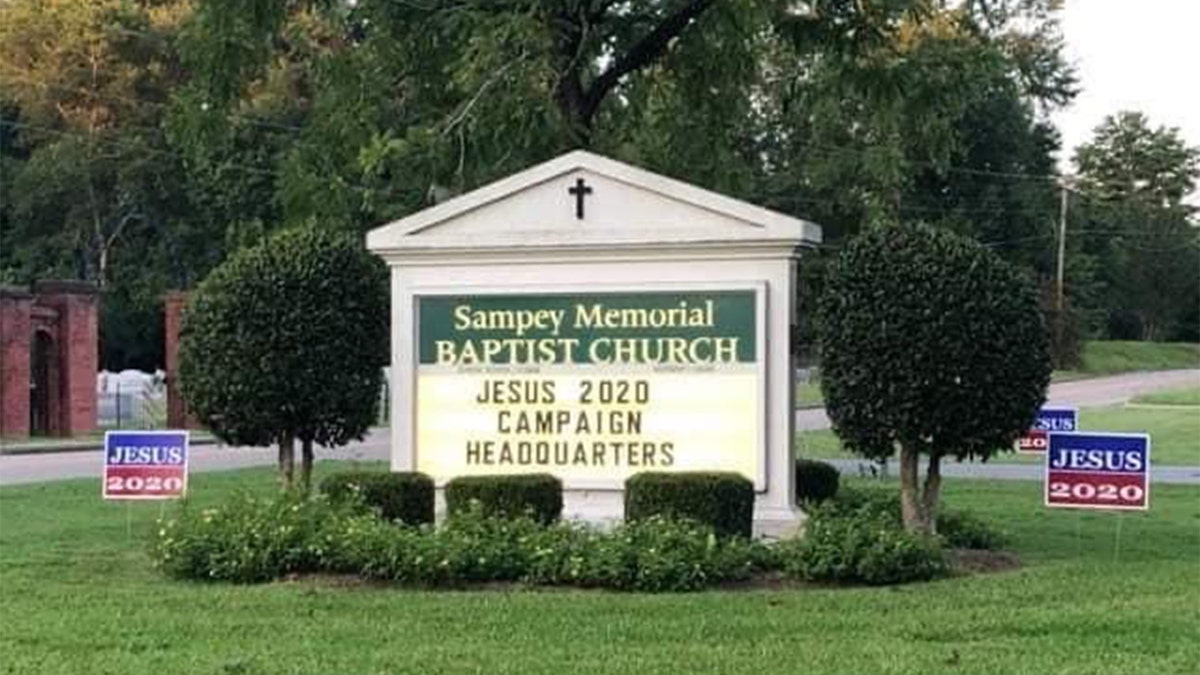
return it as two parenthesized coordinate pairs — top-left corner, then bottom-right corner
(179, 226), (388, 491)
(817, 223), (1051, 534)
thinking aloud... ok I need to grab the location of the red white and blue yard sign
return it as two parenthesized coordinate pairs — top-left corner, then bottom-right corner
(1016, 407), (1078, 453)
(1044, 432), (1150, 511)
(103, 430), (189, 500)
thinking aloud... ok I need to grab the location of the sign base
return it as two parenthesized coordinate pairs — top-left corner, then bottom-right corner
(752, 505), (805, 539)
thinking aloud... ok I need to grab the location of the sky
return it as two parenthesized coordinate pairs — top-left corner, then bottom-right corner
(1052, 0), (1200, 175)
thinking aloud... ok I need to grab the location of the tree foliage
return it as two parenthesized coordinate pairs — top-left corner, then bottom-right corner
(0, 0), (190, 288)
(178, 226), (388, 490)
(818, 223), (1051, 533)
(0, 0), (246, 369)
(1075, 112), (1198, 207)
(2, 0), (1098, 369)
(1070, 112), (1200, 341)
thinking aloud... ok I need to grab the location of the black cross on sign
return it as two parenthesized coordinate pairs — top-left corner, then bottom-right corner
(568, 178), (593, 220)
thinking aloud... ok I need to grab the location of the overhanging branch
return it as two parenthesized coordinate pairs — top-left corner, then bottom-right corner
(581, 0), (716, 118)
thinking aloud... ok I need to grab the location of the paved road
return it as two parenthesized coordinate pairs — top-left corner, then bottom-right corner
(3, 369), (1197, 486)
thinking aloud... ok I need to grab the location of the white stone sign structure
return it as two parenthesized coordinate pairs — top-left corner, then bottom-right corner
(366, 151), (821, 535)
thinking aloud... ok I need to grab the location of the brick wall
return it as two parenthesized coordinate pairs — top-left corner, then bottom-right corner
(0, 287), (33, 438)
(32, 281), (99, 436)
(164, 291), (198, 429)
(31, 308), (62, 436)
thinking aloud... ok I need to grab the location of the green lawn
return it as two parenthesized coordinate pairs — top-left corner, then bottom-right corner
(800, 404), (1200, 466)
(2, 466), (1198, 674)
(1132, 386), (1200, 406)
(796, 380), (824, 408)
(1057, 341), (1200, 379)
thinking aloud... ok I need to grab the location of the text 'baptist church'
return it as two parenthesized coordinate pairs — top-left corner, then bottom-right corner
(434, 298), (743, 366)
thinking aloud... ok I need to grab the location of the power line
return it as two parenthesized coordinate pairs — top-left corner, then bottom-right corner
(783, 139), (1065, 183)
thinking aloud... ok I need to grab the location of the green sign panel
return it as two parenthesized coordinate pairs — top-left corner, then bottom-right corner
(418, 290), (756, 366)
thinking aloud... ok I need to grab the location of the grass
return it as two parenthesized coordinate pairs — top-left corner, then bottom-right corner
(1132, 386), (1200, 407)
(1058, 341), (1200, 379)
(798, 403), (1200, 466)
(1074, 406), (1200, 465)
(1, 464), (1198, 674)
(795, 380), (824, 408)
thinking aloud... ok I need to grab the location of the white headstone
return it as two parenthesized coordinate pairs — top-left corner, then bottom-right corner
(366, 150), (821, 535)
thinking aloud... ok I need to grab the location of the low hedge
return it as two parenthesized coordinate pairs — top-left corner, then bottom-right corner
(823, 486), (1005, 550)
(795, 459), (840, 504)
(151, 494), (770, 591)
(319, 471), (434, 526)
(780, 501), (949, 585)
(151, 492), (369, 583)
(444, 473), (563, 524)
(624, 472), (754, 539)
(151, 484), (979, 589)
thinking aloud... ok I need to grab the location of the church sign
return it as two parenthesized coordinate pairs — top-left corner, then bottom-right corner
(414, 288), (764, 487)
(367, 150), (821, 534)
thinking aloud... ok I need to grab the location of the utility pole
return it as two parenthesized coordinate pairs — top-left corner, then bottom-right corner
(1055, 178), (1072, 312)
(1051, 176), (1076, 367)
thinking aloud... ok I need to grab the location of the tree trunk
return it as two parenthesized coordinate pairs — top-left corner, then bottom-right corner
(549, 7), (594, 147)
(300, 438), (314, 494)
(278, 434), (295, 490)
(922, 454), (943, 535)
(898, 444), (927, 534)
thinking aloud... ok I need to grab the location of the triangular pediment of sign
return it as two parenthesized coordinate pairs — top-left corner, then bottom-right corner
(366, 151), (820, 252)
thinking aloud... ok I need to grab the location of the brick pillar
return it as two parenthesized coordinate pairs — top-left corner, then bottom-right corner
(164, 291), (197, 429)
(32, 281), (99, 436)
(0, 286), (33, 439)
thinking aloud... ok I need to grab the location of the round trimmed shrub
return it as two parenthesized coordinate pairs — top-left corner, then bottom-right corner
(320, 471), (435, 525)
(624, 472), (754, 539)
(795, 459), (840, 504)
(179, 225), (388, 489)
(444, 474), (563, 524)
(818, 222), (1051, 532)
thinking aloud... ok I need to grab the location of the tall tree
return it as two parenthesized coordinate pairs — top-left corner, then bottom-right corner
(759, 5), (1073, 246)
(2, 0), (1080, 369)
(0, 0), (190, 287)
(174, 0), (947, 231)
(0, 0), (211, 370)
(1072, 112), (1199, 341)
(0, 0), (294, 369)
(1075, 112), (1198, 207)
